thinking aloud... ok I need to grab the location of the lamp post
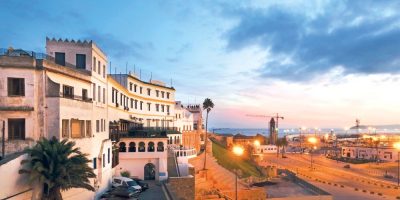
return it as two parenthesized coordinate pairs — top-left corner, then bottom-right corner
(233, 146), (244, 200)
(394, 142), (400, 186)
(1, 120), (4, 160)
(308, 137), (318, 171)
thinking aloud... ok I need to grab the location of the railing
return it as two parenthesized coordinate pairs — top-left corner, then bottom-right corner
(0, 48), (89, 72)
(48, 92), (92, 102)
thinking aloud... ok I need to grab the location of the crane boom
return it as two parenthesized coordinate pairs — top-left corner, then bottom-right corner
(246, 113), (285, 136)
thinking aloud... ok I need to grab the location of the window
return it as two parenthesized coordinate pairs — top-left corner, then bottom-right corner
(147, 103), (151, 111)
(108, 148), (110, 163)
(138, 142), (145, 152)
(103, 65), (106, 78)
(63, 85), (74, 99)
(103, 88), (106, 103)
(8, 118), (25, 140)
(7, 78), (25, 96)
(161, 91), (165, 98)
(93, 158), (97, 169)
(76, 54), (86, 69)
(112, 88), (115, 103)
(98, 86), (101, 102)
(96, 120), (100, 133)
(140, 101), (143, 110)
(157, 142), (164, 152)
(148, 142), (155, 152)
(98, 61), (101, 74)
(147, 88), (151, 96)
(134, 84), (137, 92)
(93, 83), (96, 101)
(129, 142), (136, 152)
(156, 104), (160, 112)
(129, 83), (133, 91)
(134, 100), (138, 109)
(130, 98), (134, 108)
(119, 142), (126, 152)
(62, 119), (69, 138)
(86, 120), (91, 137)
(55, 52), (65, 66)
(82, 89), (88, 101)
(156, 90), (159, 97)
(167, 105), (170, 113)
(71, 119), (84, 138)
(93, 57), (96, 72)
(161, 105), (165, 112)
(139, 87), (142, 94)
(167, 92), (170, 99)
(100, 119), (103, 132)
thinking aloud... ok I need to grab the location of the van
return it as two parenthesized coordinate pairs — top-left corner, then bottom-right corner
(112, 176), (142, 192)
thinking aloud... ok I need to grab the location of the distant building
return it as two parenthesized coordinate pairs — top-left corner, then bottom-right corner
(341, 146), (399, 162)
(254, 145), (278, 154)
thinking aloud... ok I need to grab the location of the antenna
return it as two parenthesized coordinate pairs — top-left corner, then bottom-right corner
(125, 62), (128, 74)
(140, 69), (142, 80)
(170, 78), (173, 87)
(150, 72), (152, 82)
(134, 64), (136, 74)
(114, 66), (117, 75)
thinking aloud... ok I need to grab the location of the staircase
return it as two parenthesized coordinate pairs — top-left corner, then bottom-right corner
(167, 151), (180, 177)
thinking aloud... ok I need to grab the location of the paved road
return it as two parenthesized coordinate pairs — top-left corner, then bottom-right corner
(262, 154), (400, 200)
(137, 181), (167, 200)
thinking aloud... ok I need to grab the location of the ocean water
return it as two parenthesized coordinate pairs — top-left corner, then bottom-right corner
(212, 127), (400, 137)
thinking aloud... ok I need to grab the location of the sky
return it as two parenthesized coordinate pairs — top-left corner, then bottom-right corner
(1, 0), (400, 129)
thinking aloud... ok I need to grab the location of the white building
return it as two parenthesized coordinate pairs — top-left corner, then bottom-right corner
(0, 38), (113, 200)
(341, 146), (399, 162)
(254, 145), (278, 154)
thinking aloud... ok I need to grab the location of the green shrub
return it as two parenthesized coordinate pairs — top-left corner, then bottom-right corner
(121, 170), (131, 178)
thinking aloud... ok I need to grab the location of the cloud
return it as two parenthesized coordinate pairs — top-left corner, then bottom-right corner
(84, 31), (153, 60)
(223, 1), (400, 81)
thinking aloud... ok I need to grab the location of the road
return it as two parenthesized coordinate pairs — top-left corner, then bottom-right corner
(261, 153), (400, 200)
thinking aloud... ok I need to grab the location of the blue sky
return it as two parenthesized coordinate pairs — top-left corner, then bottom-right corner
(1, 0), (400, 129)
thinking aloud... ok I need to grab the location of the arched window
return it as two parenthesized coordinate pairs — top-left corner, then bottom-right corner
(139, 142), (145, 152)
(169, 137), (172, 144)
(176, 151), (179, 157)
(177, 136), (180, 144)
(184, 151), (187, 156)
(148, 142), (155, 152)
(174, 136), (177, 144)
(129, 142), (136, 152)
(119, 142), (126, 152)
(157, 142), (164, 152)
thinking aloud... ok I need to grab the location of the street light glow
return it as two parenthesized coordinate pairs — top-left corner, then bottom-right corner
(233, 146), (244, 156)
(254, 140), (260, 147)
(394, 142), (400, 150)
(308, 137), (318, 144)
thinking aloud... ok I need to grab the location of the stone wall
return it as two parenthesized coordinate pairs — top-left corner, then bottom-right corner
(221, 188), (267, 200)
(166, 176), (195, 200)
(0, 138), (36, 158)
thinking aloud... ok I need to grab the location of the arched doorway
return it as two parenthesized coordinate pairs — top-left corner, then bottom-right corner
(144, 163), (156, 180)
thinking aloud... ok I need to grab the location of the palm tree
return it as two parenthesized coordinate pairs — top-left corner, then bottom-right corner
(19, 137), (96, 200)
(203, 98), (214, 170)
(276, 137), (288, 158)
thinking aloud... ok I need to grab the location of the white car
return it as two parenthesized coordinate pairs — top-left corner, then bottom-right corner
(112, 177), (142, 192)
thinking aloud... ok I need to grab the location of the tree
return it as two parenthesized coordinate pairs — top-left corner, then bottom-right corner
(276, 137), (288, 158)
(203, 98), (214, 170)
(19, 137), (96, 200)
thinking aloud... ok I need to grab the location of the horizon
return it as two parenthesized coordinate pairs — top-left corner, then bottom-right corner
(1, 0), (400, 128)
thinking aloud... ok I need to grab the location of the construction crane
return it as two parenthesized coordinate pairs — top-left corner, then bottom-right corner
(246, 113), (284, 130)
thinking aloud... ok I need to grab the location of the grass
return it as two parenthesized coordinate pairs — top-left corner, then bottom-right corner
(211, 139), (263, 178)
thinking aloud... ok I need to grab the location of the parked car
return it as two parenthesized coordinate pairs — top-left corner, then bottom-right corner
(131, 178), (149, 191)
(112, 177), (142, 192)
(343, 164), (351, 168)
(110, 186), (140, 198)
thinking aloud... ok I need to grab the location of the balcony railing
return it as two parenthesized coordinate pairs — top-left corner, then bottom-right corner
(57, 92), (92, 102)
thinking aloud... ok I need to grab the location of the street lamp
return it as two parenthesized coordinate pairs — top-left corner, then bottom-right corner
(232, 146), (244, 200)
(308, 137), (318, 171)
(394, 142), (400, 186)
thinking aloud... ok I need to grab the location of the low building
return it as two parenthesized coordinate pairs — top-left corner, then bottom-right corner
(117, 132), (168, 181)
(254, 145), (278, 154)
(341, 146), (399, 162)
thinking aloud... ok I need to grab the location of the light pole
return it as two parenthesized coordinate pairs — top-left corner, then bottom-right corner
(1, 120), (4, 160)
(232, 146), (244, 200)
(308, 137), (318, 171)
(394, 142), (400, 186)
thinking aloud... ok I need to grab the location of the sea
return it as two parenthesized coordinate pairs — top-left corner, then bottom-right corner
(212, 126), (400, 137)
